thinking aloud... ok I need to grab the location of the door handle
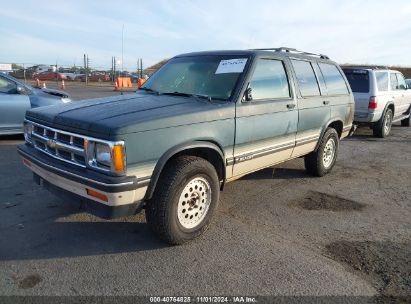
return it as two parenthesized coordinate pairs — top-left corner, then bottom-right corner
(323, 100), (330, 105)
(286, 103), (296, 109)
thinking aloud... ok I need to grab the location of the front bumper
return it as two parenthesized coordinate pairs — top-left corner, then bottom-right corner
(17, 144), (148, 219)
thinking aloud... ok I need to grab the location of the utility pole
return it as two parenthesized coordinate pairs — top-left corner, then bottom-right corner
(111, 56), (114, 83)
(113, 56), (117, 83)
(86, 55), (90, 85)
(83, 54), (87, 84)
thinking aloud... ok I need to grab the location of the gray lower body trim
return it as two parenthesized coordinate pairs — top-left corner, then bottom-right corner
(227, 135), (320, 165)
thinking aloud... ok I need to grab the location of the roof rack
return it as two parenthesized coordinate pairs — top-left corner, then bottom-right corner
(250, 47), (330, 60)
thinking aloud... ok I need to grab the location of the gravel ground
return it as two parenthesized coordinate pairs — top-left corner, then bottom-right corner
(0, 85), (410, 300)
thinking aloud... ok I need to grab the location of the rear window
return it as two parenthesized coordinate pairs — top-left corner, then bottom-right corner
(343, 69), (370, 93)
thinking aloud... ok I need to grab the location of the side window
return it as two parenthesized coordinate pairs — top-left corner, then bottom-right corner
(390, 73), (398, 90)
(375, 72), (388, 91)
(291, 59), (320, 97)
(318, 63), (349, 95)
(249, 59), (290, 100)
(0, 77), (17, 94)
(312, 63), (327, 95)
(396, 73), (407, 90)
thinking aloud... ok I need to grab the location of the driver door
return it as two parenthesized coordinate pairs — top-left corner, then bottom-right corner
(0, 76), (31, 134)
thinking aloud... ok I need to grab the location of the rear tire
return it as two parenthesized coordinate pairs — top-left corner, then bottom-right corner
(304, 128), (339, 177)
(373, 108), (393, 138)
(401, 114), (410, 127)
(146, 156), (220, 245)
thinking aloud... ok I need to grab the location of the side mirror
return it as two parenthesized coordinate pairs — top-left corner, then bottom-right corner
(243, 87), (253, 102)
(16, 86), (27, 95)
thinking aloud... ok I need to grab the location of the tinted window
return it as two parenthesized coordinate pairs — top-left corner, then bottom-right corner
(343, 69), (369, 93)
(390, 73), (398, 90)
(375, 72), (388, 91)
(249, 59), (290, 100)
(291, 60), (320, 97)
(319, 63), (349, 95)
(396, 73), (407, 90)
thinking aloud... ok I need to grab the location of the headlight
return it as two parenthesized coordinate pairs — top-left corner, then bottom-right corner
(95, 143), (111, 167)
(23, 122), (33, 143)
(86, 141), (126, 175)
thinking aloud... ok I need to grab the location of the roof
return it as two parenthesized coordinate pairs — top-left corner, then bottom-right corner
(342, 66), (400, 73)
(175, 47), (332, 61)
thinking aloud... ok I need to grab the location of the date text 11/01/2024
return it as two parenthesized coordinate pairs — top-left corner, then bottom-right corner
(149, 296), (257, 302)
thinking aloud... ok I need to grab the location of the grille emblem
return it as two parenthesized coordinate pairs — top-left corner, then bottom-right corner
(47, 139), (57, 149)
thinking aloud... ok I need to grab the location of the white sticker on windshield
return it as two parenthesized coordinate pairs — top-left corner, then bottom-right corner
(215, 58), (248, 74)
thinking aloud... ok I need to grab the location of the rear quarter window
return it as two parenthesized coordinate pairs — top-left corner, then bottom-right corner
(343, 69), (370, 93)
(375, 72), (388, 91)
(319, 63), (349, 95)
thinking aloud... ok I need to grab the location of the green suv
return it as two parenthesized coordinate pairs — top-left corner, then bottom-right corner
(19, 48), (354, 244)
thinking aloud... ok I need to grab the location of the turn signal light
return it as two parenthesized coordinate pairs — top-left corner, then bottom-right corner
(112, 145), (125, 172)
(368, 96), (378, 109)
(86, 188), (108, 202)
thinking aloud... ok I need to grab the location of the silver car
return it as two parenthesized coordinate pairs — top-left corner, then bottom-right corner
(0, 73), (71, 135)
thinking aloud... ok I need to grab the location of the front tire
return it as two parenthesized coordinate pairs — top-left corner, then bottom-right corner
(373, 108), (393, 138)
(304, 128), (339, 177)
(146, 156), (220, 245)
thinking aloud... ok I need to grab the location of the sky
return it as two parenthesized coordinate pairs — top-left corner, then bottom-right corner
(1, 0), (411, 70)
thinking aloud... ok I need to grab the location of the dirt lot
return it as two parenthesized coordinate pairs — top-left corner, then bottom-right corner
(0, 84), (410, 300)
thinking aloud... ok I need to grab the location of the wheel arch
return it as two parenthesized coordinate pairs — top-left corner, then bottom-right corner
(314, 119), (343, 151)
(144, 141), (226, 200)
(385, 102), (395, 116)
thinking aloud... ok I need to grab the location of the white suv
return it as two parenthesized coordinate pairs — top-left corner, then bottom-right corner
(343, 68), (411, 137)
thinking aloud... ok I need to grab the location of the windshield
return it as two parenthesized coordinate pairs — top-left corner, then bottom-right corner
(142, 55), (249, 100)
(343, 69), (370, 93)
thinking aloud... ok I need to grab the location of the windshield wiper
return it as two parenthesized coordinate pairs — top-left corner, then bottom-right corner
(139, 87), (160, 94)
(162, 91), (212, 101)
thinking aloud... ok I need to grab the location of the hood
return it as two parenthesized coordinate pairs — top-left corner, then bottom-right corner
(26, 92), (234, 138)
(32, 87), (70, 99)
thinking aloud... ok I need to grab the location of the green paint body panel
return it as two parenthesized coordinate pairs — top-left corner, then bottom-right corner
(24, 49), (354, 185)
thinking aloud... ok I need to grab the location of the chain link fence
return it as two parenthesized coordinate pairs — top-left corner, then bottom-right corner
(1, 55), (161, 84)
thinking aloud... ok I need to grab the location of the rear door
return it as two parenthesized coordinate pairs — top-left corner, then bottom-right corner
(289, 59), (329, 157)
(394, 73), (411, 115)
(0, 76), (31, 134)
(233, 57), (297, 177)
(317, 62), (352, 133)
(389, 72), (406, 118)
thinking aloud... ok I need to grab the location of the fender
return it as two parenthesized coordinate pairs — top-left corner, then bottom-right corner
(314, 118), (344, 151)
(144, 140), (225, 200)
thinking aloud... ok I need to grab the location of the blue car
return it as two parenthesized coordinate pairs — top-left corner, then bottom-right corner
(0, 73), (71, 135)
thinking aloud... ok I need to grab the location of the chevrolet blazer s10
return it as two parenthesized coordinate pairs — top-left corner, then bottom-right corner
(18, 48), (354, 244)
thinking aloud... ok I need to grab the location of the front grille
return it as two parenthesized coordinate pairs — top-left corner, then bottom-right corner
(31, 123), (87, 168)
